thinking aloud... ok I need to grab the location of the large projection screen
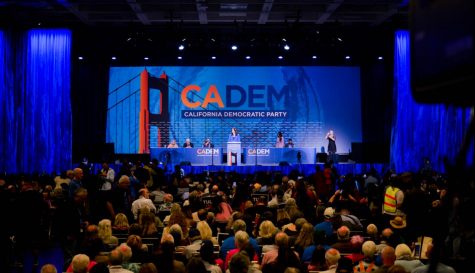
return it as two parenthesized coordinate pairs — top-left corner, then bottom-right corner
(107, 66), (362, 157)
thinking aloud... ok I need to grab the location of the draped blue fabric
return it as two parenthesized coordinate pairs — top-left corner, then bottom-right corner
(391, 30), (474, 173)
(0, 29), (72, 174)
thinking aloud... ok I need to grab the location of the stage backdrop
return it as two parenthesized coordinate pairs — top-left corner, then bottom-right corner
(107, 66), (362, 156)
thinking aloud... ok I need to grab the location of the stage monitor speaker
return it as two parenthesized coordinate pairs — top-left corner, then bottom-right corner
(279, 161), (289, 166)
(317, 153), (328, 163)
(338, 154), (349, 162)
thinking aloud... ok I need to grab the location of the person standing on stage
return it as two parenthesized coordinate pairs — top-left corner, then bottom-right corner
(202, 138), (214, 148)
(275, 131), (285, 148)
(228, 127), (241, 142)
(326, 130), (336, 161)
(167, 139), (179, 148)
(183, 138), (194, 148)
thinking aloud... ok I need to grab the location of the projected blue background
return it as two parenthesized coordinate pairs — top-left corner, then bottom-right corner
(107, 66), (362, 155)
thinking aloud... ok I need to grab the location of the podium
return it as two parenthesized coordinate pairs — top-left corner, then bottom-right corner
(227, 141), (241, 166)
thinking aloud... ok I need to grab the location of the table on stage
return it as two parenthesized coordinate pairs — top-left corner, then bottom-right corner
(150, 147), (222, 166)
(150, 147), (316, 166)
(243, 147), (316, 165)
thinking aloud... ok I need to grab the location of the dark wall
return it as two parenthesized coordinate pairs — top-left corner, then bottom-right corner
(71, 48), (109, 162)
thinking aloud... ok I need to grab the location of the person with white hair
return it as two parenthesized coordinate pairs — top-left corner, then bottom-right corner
(394, 243), (424, 272)
(183, 138), (194, 148)
(319, 248), (341, 273)
(354, 241), (379, 272)
(115, 243), (141, 273)
(71, 254), (91, 273)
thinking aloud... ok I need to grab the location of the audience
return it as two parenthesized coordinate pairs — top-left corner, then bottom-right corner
(1, 165), (467, 273)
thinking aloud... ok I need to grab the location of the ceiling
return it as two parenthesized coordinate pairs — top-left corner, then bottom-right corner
(0, 1), (409, 64)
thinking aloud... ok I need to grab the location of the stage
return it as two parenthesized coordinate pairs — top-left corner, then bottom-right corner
(82, 161), (389, 178)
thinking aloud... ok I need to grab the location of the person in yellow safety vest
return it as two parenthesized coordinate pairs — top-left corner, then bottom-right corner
(382, 174), (404, 217)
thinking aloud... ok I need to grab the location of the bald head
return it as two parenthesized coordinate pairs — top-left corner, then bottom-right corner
(40, 264), (57, 273)
(337, 225), (350, 240)
(73, 168), (84, 180)
(381, 246), (396, 266)
(382, 228), (393, 239)
(109, 249), (123, 265)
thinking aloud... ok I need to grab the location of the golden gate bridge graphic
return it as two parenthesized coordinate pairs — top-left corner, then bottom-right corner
(107, 69), (170, 154)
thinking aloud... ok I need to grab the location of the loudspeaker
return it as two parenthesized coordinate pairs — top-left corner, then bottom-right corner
(337, 154), (349, 162)
(317, 153), (328, 163)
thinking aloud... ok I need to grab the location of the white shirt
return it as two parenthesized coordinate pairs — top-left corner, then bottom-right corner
(131, 196), (157, 220)
(100, 168), (115, 191)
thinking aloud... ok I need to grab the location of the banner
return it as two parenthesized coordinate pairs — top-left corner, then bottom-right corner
(107, 66), (362, 155)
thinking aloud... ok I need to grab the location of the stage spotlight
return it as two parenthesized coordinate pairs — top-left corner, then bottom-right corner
(245, 55), (251, 60)
(177, 56), (183, 60)
(78, 56), (83, 60)
(283, 44), (290, 51)
(282, 38), (287, 42)
(312, 55), (317, 59)
(211, 56), (217, 60)
(378, 56), (383, 60)
(337, 37), (343, 42)
(178, 44), (185, 50)
(111, 56), (117, 60)
(231, 45), (238, 51)
(345, 55), (351, 60)
(278, 55), (283, 60)
(144, 57), (149, 60)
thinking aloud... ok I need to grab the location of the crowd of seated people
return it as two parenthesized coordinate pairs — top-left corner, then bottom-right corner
(0, 161), (473, 273)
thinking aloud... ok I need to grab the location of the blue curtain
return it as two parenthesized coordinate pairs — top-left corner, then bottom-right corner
(0, 29), (72, 174)
(391, 30), (474, 173)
